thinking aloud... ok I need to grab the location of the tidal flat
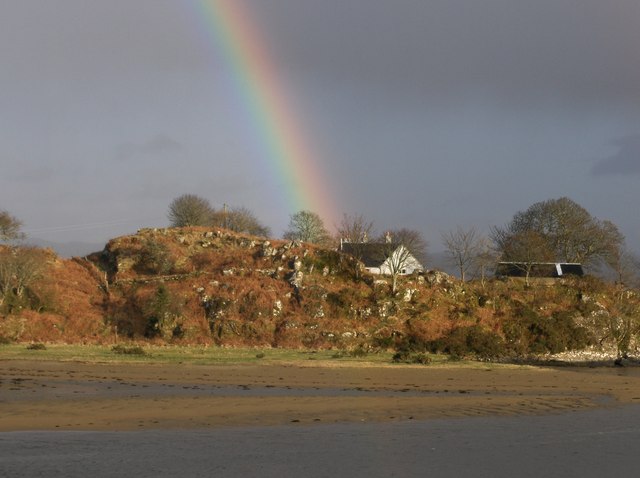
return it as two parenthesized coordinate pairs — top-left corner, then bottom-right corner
(2, 356), (640, 430)
(2, 355), (640, 476)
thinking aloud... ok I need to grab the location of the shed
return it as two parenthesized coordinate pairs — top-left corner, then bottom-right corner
(496, 262), (584, 278)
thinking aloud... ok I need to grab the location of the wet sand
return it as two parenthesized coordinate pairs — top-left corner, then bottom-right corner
(2, 359), (640, 431)
(4, 407), (640, 478)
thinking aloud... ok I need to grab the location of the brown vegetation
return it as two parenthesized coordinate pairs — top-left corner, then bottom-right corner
(1, 227), (639, 360)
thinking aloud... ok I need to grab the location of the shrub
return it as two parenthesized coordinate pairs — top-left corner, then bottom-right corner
(0, 247), (48, 315)
(302, 250), (351, 278)
(426, 325), (504, 360)
(111, 344), (147, 355)
(26, 342), (46, 350)
(202, 296), (229, 326)
(503, 309), (594, 355)
(211, 318), (242, 342)
(349, 345), (370, 357)
(238, 290), (273, 321)
(400, 314), (450, 350)
(392, 350), (432, 364)
(144, 285), (184, 339)
(326, 290), (348, 313)
(135, 240), (175, 275)
(371, 333), (397, 350)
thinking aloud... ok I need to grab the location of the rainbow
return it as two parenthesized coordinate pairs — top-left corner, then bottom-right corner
(194, 0), (337, 227)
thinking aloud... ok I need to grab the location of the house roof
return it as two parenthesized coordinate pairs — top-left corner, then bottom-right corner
(340, 242), (400, 268)
(496, 262), (584, 278)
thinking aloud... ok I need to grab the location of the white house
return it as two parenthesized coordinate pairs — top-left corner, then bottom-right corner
(339, 240), (424, 275)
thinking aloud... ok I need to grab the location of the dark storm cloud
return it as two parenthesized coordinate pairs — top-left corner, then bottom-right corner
(592, 135), (640, 176)
(255, 0), (640, 109)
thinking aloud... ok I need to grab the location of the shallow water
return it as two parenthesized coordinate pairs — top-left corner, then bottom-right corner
(2, 405), (640, 477)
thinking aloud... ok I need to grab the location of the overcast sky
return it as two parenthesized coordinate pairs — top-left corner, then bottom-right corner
(1, 0), (639, 254)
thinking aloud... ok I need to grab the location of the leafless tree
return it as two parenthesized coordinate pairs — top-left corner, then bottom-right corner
(600, 287), (640, 359)
(212, 206), (271, 237)
(0, 246), (46, 311)
(375, 228), (427, 294)
(441, 226), (480, 281)
(337, 213), (375, 244)
(495, 229), (555, 286)
(336, 213), (375, 278)
(283, 210), (331, 245)
(606, 244), (640, 287)
(387, 228), (428, 266)
(0, 210), (24, 243)
(167, 194), (214, 227)
(472, 236), (498, 288)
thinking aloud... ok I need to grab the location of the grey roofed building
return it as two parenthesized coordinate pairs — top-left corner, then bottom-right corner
(496, 262), (584, 278)
(340, 242), (393, 268)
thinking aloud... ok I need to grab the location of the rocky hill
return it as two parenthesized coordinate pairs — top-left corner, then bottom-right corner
(1, 227), (638, 360)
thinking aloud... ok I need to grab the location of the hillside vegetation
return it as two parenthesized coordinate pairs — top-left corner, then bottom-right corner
(1, 227), (638, 361)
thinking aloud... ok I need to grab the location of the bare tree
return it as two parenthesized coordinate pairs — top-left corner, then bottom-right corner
(472, 236), (498, 288)
(283, 210), (331, 245)
(212, 206), (271, 237)
(600, 287), (640, 360)
(606, 244), (640, 287)
(441, 226), (480, 281)
(167, 194), (214, 227)
(375, 229), (427, 294)
(388, 228), (428, 266)
(495, 229), (555, 286)
(337, 213), (375, 244)
(0, 246), (45, 312)
(0, 210), (24, 243)
(336, 213), (375, 278)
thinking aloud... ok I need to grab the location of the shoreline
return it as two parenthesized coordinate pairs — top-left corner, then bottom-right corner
(2, 359), (640, 432)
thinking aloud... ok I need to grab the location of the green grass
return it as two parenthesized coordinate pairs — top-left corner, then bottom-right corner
(0, 344), (502, 368)
(0, 343), (404, 366)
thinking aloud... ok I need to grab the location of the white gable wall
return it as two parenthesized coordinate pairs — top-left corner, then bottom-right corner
(366, 246), (423, 275)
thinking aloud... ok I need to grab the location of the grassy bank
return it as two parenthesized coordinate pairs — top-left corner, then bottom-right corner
(0, 343), (416, 366)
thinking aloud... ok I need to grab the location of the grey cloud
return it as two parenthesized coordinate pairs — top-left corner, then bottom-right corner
(2, 0), (639, 250)
(116, 135), (184, 161)
(0, 1), (205, 86)
(8, 166), (55, 183)
(4, 0), (640, 110)
(592, 135), (640, 176)
(254, 0), (640, 109)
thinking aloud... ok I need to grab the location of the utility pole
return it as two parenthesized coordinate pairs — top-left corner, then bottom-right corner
(223, 203), (228, 229)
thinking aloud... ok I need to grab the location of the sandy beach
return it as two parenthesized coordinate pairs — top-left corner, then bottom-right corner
(2, 359), (640, 431)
